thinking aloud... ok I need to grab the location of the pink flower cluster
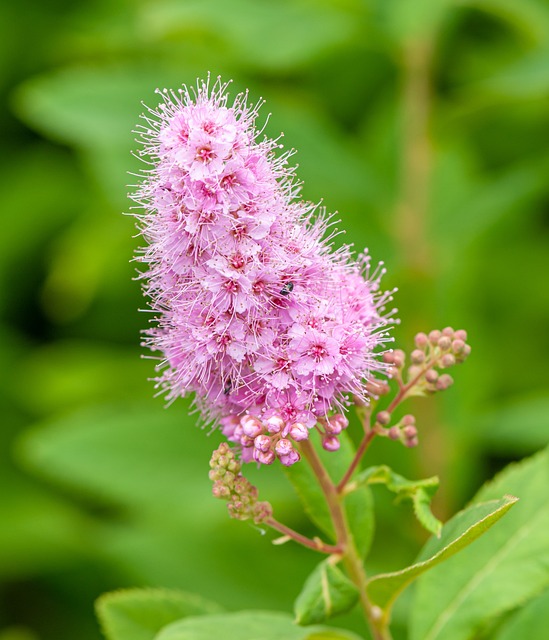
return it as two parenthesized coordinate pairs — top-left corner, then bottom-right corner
(133, 77), (394, 465)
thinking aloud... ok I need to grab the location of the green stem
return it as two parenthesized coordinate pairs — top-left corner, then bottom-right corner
(300, 440), (393, 640)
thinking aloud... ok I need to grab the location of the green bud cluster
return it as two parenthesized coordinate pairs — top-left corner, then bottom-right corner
(209, 443), (272, 523)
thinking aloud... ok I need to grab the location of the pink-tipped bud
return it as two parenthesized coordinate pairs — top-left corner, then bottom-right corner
(454, 329), (467, 341)
(442, 326), (455, 337)
(212, 484), (231, 498)
(322, 435), (340, 452)
(254, 434), (271, 453)
(462, 344), (471, 358)
(241, 415), (263, 438)
(402, 414), (415, 426)
(275, 438), (294, 457)
(388, 426), (400, 440)
(366, 379), (391, 396)
(279, 449), (301, 466)
(288, 422), (309, 441)
(415, 332), (429, 348)
(425, 369), (438, 383)
(438, 336), (452, 351)
(429, 330), (442, 345)
(393, 349), (405, 368)
(383, 351), (395, 364)
(377, 410), (391, 426)
(441, 353), (456, 368)
(452, 339), (465, 354)
(436, 374), (454, 390)
(327, 413), (348, 435)
(253, 449), (276, 465)
(240, 435), (255, 448)
(411, 349), (425, 364)
(405, 436), (419, 448)
(265, 414), (285, 433)
(403, 425), (417, 438)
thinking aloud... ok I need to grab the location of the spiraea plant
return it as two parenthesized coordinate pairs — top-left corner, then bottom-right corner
(95, 77), (519, 640)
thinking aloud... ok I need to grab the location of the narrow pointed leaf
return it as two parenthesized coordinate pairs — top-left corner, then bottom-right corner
(354, 465), (442, 535)
(96, 588), (223, 640)
(294, 560), (360, 625)
(366, 495), (517, 612)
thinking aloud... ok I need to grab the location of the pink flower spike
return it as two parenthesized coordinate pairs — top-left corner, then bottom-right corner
(133, 76), (395, 465)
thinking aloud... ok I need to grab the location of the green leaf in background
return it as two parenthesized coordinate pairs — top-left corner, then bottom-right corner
(0, 628), (39, 640)
(140, 0), (360, 72)
(294, 559), (360, 626)
(96, 588), (223, 640)
(353, 465), (442, 535)
(410, 447), (549, 640)
(475, 393), (549, 454)
(285, 433), (374, 558)
(366, 495), (516, 614)
(154, 611), (362, 640)
(494, 587), (549, 639)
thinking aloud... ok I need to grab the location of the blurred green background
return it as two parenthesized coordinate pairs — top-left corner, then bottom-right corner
(1, 0), (549, 638)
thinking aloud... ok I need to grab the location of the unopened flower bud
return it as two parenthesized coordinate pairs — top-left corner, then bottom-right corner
(376, 410), (391, 426)
(454, 329), (467, 341)
(411, 349), (425, 364)
(441, 353), (455, 368)
(442, 326), (454, 337)
(415, 332), (428, 348)
(241, 415), (263, 438)
(265, 414), (285, 433)
(403, 425), (417, 438)
(383, 351), (395, 364)
(425, 369), (438, 383)
(452, 339), (465, 354)
(436, 374), (454, 390)
(279, 449), (301, 466)
(327, 413), (348, 435)
(366, 379), (391, 396)
(429, 330), (442, 345)
(254, 434), (271, 453)
(212, 484), (231, 498)
(240, 435), (255, 448)
(253, 449), (275, 465)
(388, 426), (400, 440)
(405, 436), (419, 448)
(288, 422), (309, 441)
(438, 336), (452, 351)
(402, 414), (415, 426)
(274, 438), (293, 456)
(322, 436), (340, 452)
(393, 349), (405, 368)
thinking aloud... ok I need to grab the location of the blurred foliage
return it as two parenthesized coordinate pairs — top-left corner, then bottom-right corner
(1, 0), (548, 638)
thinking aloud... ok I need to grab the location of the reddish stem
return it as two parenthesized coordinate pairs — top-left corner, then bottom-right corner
(264, 517), (342, 555)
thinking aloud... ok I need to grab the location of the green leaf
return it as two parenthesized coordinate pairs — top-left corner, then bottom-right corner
(475, 393), (549, 454)
(294, 559), (359, 626)
(354, 465), (442, 535)
(154, 611), (362, 640)
(141, 0), (359, 72)
(410, 447), (549, 640)
(494, 588), (549, 639)
(285, 433), (374, 557)
(366, 495), (517, 613)
(96, 588), (223, 640)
